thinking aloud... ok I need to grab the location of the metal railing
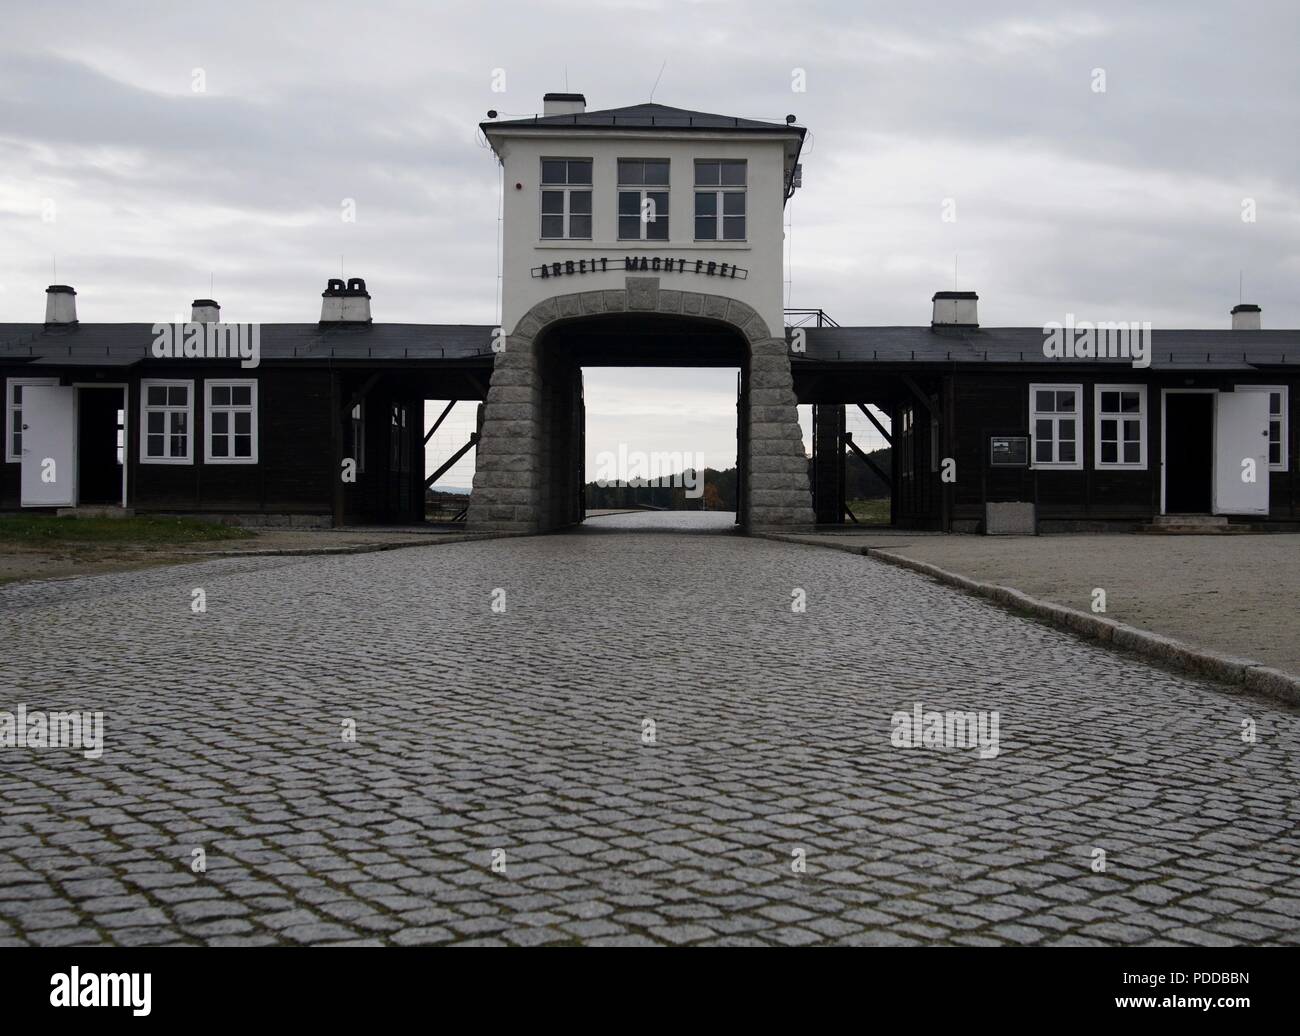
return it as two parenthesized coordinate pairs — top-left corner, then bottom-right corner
(784, 308), (840, 328)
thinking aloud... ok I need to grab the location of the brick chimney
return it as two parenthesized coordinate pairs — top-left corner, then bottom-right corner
(1231, 303), (1261, 330)
(191, 299), (220, 323)
(44, 284), (77, 326)
(321, 277), (372, 324)
(543, 92), (586, 117)
(932, 290), (978, 329)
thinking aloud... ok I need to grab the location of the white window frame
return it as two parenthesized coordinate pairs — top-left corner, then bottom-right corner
(694, 159), (747, 242)
(1237, 385), (1288, 471)
(617, 158), (670, 241)
(1029, 383), (1084, 470)
(350, 402), (366, 474)
(5, 376), (58, 462)
(539, 157), (593, 241)
(140, 379), (194, 465)
(1093, 384), (1148, 470)
(205, 379), (258, 464)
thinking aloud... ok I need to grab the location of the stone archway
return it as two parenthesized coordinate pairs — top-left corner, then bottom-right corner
(468, 278), (814, 533)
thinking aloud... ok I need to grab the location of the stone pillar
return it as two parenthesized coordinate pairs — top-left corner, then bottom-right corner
(746, 336), (816, 530)
(466, 322), (546, 534)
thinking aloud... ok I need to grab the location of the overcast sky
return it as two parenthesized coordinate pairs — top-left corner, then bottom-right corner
(2, 1), (1296, 485)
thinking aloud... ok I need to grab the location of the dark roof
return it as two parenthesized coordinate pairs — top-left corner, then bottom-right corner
(484, 102), (803, 135)
(4, 321), (1296, 372)
(795, 326), (1300, 370)
(0, 323), (497, 367)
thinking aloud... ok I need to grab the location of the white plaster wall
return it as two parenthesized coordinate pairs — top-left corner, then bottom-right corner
(491, 129), (793, 335)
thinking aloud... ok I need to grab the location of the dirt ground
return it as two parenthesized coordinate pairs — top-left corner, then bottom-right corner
(783, 531), (1300, 676)
(0, 528), (452, 586)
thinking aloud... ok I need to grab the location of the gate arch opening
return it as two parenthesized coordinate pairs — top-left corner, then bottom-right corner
(467, 281), (814, 534)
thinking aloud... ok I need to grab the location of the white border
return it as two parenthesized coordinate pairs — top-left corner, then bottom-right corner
(139, 379), (194, 465)
(1028, 383), (1084, 470)
(1093, 383), (1148, 470)
(71, 382), (129, 507)
(1159, 388), (1217, 515)
(204, 379), (259, 464)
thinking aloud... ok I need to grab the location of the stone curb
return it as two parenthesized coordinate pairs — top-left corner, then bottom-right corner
(754, 533), (1300, 706)
(170, 530), (530, 560)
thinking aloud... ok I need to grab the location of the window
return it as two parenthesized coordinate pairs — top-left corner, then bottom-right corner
(1094, 384), (1147, 469)
(617, 159), (669, 240)
(694, 159), (746, 240)
(1029, 384), (1083, 469)
(898, 406), (914, 480)
(5, 377), (57, 462)
(540, 158), (592, 240)
(1238, 385), (1288, 471)
(140, 380), (194, 463)
(205, 380), (257, 463)
(350, 402), (366, 474)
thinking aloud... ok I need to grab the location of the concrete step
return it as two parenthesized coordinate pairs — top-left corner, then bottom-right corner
(1152, 514), (1229, 528)
(55, 506), (136, 519)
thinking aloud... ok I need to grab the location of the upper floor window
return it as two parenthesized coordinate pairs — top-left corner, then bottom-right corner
(617, 159), (669, 240)
(205, 380), (257, 463)
(141, 379), (194, 464)
(540, 159), (592, 239)
(1237, 385), (1289, 470)
(695, 159), (746, 240)
(1030, 383), (1082, 469)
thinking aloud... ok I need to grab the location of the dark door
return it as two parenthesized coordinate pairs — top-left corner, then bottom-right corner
(1165, 393), (1213, 513)
(77, 388), (124, 505)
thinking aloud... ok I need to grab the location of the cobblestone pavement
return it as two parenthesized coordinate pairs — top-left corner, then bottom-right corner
(1, 513), (1298, 946)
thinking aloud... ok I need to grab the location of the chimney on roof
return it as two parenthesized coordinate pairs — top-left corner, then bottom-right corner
(191, 298), (220, 323)
(932, 290), (978, 329)
(543, 92), (586, 116)
(44, 284), (77, 326)
(1231, 302), (1261, 331)
(321, 277), (372, 324)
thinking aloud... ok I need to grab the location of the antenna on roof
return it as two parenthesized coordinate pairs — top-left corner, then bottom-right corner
(564, 65), (569, 92)
(954, 253), (958, 291)
(649, 59), (667, 102)
(1239, 269), (1243, 304)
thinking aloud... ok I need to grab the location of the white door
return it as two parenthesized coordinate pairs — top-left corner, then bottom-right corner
(20, 385), (77, 507)
(1213, 391), (1270, 515)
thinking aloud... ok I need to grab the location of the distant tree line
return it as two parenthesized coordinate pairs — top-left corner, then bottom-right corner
(582, 447), (891, 511)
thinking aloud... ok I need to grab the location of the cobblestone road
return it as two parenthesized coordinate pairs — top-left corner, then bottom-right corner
(2, 514), (1298, 946)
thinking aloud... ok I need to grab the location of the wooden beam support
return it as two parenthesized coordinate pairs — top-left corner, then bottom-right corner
(424, 432), (478, 488)
(845, 432), (892, 491)
(900, 373), (937, 416)
(340, 372), (383, 421)
(423, 399), (456, 446)
(856, 403), (893, 445)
